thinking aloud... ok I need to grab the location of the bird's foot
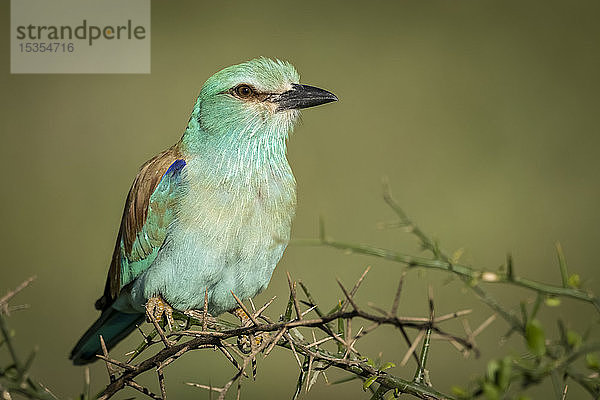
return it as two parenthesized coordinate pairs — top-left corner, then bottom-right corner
(237, 334), (266, 354)
(145, 296), (175, 331)
(232, 307), (252, 326)
(231, 307), (268, 354)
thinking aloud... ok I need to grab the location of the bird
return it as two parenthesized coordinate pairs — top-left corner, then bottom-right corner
(70, 58), (337, 365)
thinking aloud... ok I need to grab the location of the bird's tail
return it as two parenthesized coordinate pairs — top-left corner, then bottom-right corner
(70, 307), (144, 365)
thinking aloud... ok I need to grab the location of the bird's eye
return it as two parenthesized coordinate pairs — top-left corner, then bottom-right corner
(234, 84), (254, 99)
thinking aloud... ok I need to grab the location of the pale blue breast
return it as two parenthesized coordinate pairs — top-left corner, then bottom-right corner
(127, 155), (296, 315)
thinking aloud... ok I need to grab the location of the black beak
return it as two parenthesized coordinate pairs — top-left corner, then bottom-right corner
(274, 83), (338, 111)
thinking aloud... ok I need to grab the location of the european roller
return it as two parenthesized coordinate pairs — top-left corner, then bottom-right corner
(70, 58), (337, 365)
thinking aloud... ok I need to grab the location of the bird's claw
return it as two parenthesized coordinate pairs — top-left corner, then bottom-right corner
(237, 334), (266, 354)
(232, 307), (252, 326)
(231, 307), (268, 354)
(145, 296), (175, 331)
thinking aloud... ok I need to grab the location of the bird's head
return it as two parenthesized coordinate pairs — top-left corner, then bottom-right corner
(186, 58), (337, 145)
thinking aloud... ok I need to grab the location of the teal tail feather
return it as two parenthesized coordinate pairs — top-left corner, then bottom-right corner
(70, 308), (144, 365)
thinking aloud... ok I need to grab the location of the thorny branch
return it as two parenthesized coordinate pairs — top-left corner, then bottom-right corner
(294, 183), (600, 399)
(296, 183), (600, 315)
(2, 186), (599, 399)
(96, 266), (473, 400)
(0, 276), (57, 400)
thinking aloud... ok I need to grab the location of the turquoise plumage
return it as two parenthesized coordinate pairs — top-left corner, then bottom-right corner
(71, 58), (337, 364)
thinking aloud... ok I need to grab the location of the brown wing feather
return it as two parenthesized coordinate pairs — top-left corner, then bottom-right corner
(95, 145), (182, 311)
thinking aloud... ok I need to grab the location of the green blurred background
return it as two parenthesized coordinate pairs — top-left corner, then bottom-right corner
(1, 1), (599, 398)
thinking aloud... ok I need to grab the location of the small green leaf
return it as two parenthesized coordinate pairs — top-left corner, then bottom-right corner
(568, 274), (580, 288)
(497, 356), (512, 390)
(525, 319), (546, 357)
(585, 353), (600, 371)
(544, 297), (561, 307)
(567, 330), (582, 349)
(380, 362), (395, 371)
(363, 375), (378, 390)
(486, 360), (499, 382)
(482, 382), (499, 400)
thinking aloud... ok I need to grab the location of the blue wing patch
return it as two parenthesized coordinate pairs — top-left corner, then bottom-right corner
(164, 159), (186, 178)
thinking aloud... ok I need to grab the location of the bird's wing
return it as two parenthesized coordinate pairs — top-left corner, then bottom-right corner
(95, 145), (186, 311)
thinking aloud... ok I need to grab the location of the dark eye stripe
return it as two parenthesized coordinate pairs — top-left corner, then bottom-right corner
(226, 84), (274, 102)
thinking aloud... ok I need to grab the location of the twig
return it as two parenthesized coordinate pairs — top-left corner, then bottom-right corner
(287, 272), (303, 320)
(340, 266), (370, 313)
(203, 288), (209, 332)
(555, 242), (569, 288)
(0, 276), (36, 308)
(414, 287), (434, 384)
(157, 368), (167, 399)
(293, 237), (600, 312)
(401, 330), (425, 367)
(253, 296), (276, 320)
(390, 272), (406, 316)
(230, 291), (259, 326)
(127, 380), (162, 400)
(145, 309), (173, 348)
(96, 354), (135, 372)
(264, 328), (287, 357)
(336, 279), (360, 311)
(286, 332), (303, 369)
(99, 336), (116, 382)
